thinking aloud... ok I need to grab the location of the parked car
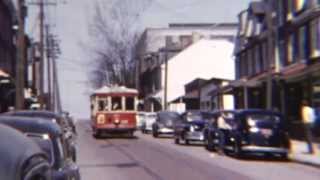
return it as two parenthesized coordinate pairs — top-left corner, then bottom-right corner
(174, 111), (214, 145)
(0, 116), (81, 180)
(152, 111), (182, 138)
(5, 110), (77, 162)
(141, 112), (157, 134)
(203, 109), (290, 159)
(136, 111), (147, 130)
(61, 111), (77, 135)
(0, 124), (52, 180)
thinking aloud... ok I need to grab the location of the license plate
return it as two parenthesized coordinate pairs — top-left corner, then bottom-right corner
(261, 129), (272, 137)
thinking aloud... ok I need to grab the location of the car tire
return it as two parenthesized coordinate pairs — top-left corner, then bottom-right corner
(233, 143), (243, 159)
(153, 131), (158, 138)
(206, 136), (215, 151)
(185, 139), (190, 145)
(280, 153), (289, 161)
(174, 136), (180, 144)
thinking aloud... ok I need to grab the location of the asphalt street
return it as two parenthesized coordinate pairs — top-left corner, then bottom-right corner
(76, 120), (320, 180)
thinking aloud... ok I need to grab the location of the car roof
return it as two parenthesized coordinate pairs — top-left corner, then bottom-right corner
(0, 116), (62, 137)
(0, 124), (45, 180)
(212, 109), (283, 116)
(5, 110), (61, 118)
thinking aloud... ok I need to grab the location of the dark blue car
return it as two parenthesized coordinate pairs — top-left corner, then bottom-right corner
(174, 111), (214, 145)
(204, 109), (291, 159)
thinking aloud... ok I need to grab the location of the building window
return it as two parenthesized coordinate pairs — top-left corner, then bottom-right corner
(262, 41), (268, 71)
(287, 0), (294, 21)
(255, 45), (261, 74)
(248, 49), (253, 76)
(310, 18), (320, 58)
(293, 32), (299, 63)
(287, 34), (294, 65)
(298, 25), (308, 61)
(277, 0), (285, 26)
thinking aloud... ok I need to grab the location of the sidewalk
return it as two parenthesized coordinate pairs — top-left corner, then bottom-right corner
(290, 140), (320, 167)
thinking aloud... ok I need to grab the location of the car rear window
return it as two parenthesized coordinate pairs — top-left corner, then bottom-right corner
(246, 114), (282, 123)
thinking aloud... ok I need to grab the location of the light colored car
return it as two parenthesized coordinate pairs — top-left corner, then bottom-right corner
(136, 112), (147, 130)
(141, 112), (157, 134)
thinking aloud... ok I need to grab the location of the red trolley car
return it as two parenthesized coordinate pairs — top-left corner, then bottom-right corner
(90, 85), (138, 138)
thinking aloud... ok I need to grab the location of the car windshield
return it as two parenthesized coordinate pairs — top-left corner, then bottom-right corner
(159, 112), (181, 122)
(28, 134), (54, 165)
(146, 114), (156, 119)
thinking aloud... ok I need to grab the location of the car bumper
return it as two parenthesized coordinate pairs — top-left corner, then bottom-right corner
(158, 128), (174, 134)
(97, 128), (136, 133)
(185, 131), (204, 141)
(241, 145), (289, 153)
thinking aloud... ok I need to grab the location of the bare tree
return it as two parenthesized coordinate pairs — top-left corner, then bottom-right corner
(88, 0), (152, 88)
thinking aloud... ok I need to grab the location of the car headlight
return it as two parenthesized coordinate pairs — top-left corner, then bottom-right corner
(190, 125), (195, 132)
(249, 127), (259, 133)
(247, 119), (256, 127)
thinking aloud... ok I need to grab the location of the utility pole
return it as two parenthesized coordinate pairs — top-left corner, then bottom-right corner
(45, 25), (52, 110)
(28, 0), (58, 109)
(266, 0), (275, 110)
(39, 0), (45, 109)
(15, 0), (26, 110)
(48, 34), (61, 112)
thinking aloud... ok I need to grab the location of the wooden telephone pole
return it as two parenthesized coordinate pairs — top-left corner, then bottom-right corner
(15, 0), (26, 110)
(45, 25), (52, 110)
(28, 0), (57, 109)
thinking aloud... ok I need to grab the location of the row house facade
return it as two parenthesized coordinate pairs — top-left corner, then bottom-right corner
(136, 23), (237, 112)
(0, 0), (16, 112)
(233, 0), (320, 139)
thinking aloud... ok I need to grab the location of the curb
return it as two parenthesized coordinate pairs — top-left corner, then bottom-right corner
(290, 155), (320, 168)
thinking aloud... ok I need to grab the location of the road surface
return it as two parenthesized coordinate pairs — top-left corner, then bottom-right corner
(76, 120), (320, 180)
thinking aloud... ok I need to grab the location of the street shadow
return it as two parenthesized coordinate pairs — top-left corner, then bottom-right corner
(228, 153), (291, 163)
(177, 143), (205, 147)
(94, 134), (139, 140)
(79, 162), (140, 169)
(154, 135), (174, 139)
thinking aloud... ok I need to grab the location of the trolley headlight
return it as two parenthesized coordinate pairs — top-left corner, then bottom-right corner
(114, 119), (120, 124)
(97, 115), (106, 124)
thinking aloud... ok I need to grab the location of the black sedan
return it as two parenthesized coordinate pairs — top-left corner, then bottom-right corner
(0, 124), (51, 180)
(0, 116), (81, 180)
(152, 111), (182, 138)
(5, 110), (77, 162)
(174, 111), (213, 145)
(204, 109), (290, 159)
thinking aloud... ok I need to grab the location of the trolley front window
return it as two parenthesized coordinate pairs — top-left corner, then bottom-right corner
(126, 97), (135, 111)
(112, 96), (122, 110)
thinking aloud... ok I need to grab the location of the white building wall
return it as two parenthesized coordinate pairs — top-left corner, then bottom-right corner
(167, 39), (235, 103)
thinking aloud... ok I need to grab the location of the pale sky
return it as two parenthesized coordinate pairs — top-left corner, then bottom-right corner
(26, 0), (252, 118)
